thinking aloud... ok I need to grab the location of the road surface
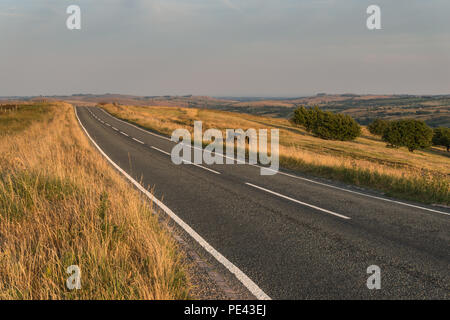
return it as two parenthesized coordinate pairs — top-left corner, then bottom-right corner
(76, 106), (450, 299)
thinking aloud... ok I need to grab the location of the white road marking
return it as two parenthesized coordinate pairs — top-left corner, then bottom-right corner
(254, 168), (450, 217)
(112, 127), (118, 131)
(75, 107), (270, 300)
(132, 137), (145, 145)
(245, 182), (351, 220)
(98, 107), (450, 217)
(151, 146), (221, 175)
(151, 146), (171, 156)
(106, 123), (111, 126)
(99, 107), (173, 141)
(120, 131), (129, 137)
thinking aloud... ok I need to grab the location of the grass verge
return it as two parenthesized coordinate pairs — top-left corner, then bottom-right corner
(0, 102), (190, 299)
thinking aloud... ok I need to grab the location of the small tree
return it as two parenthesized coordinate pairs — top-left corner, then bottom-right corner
(311, 112), (361, 141)
(290, 106), (309, 127)
(432, 127), (450, 152)
(291, 106), (361, 141)
(368, 119), (389, 136)
(382, 119), (433, 152)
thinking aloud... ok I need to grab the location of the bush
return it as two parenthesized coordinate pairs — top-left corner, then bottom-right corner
(432, 127), (450, 152)
(368, 119), (389, 136)
(291, 106), (309, 127)
(382, 119), (433, 152)
(291, 106), (361, 141)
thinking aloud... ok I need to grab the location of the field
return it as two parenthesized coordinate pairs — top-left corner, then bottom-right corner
(211, 95), (450, 128)
(0, 102), (190, 299)
(42, 93), (450, 128)
(0, 103), (50, 135)
(101, 104), (450, 205)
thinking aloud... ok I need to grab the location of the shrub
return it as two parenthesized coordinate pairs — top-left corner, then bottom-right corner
(368, 119), (389, 136)
(382, 119), (433, 152)
(432, 127), (450, 152)
(291, 106), (361, 141)
(290, 106), (309, 127)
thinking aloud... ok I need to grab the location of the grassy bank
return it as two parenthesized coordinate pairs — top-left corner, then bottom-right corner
(101, 104), (449, 205)
(0, 103), (50, 135)
(0, 102), (190, 299)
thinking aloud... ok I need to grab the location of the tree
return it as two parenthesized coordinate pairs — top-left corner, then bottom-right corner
(291, 105), (323, 132)
(291, 106), (361, 141)
(290, 106), (309, 127)
(311, 111), (361, 141)
(368, 119), (389, 136)
(432, 127), (450, 152)
(382, 119), (433, 152)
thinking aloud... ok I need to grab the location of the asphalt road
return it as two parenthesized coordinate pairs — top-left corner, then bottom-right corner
(76, 106), (450, 300)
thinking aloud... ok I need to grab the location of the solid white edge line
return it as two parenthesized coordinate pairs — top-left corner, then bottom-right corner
(246, 182), (351, 220)
(97, 107), (450, 217)
(75, 106), (270, 300)
(151, 146), (221, 175)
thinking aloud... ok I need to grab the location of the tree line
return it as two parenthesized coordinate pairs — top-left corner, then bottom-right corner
(368, 119), (450, 152)
(291, 106), (449, 152)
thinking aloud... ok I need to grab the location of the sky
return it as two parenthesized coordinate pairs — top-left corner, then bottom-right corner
(0, 0), (450, 97)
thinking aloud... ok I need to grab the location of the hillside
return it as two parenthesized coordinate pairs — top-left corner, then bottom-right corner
(100, 103), (449, 205)
(30, 93), (449, 128)
(4, 93), (448, 128)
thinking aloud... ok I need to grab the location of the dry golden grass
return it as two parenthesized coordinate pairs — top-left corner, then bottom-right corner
(102, 104), (449, 205)
(0, 102), (190, 299)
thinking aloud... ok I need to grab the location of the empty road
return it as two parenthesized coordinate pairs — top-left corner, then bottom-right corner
(76, 106), (450, 300)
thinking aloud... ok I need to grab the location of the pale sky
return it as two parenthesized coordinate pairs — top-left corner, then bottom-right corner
(1, 0), (450, 97)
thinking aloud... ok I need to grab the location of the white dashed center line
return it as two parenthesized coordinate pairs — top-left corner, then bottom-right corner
(132, 137), (145, 144)
(151, 146), (221, 175)
(245, 183), (351, 220)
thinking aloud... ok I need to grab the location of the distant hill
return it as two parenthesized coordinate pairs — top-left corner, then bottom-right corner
(2, 93), (448, 128)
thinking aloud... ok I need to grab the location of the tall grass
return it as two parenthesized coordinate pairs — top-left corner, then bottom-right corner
(0, 103), (50, 135)
(101, 104), (449, 205)
(0, 102), (190, 299)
